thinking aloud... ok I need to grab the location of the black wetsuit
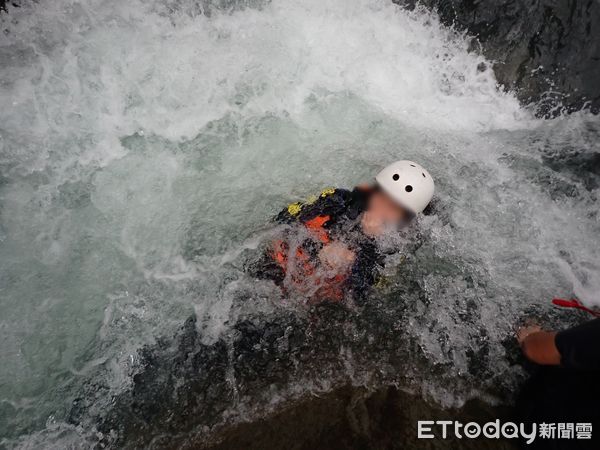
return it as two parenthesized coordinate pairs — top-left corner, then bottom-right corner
(249, 187), (383, 301)
(517, 319), (600, 449)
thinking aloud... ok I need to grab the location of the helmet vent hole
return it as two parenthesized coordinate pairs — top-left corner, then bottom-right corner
(410, 164), (416, 167)
(422, 172), (426, 178)
(392, 174), (400, 181)
(405, 185), (413, 192)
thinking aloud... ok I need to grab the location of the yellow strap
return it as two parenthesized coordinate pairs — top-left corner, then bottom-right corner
(320, 187), (336, 198)
(287, 202), (302, 216)
(287, 188), (336, 216)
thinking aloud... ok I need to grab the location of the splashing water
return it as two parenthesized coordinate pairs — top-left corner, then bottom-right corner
(1, 0), (599, 446)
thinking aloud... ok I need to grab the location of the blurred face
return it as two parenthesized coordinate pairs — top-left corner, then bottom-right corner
(361, 190), (409, 237)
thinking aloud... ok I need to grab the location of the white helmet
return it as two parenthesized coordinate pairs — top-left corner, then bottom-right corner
(375, 160), (434, 215)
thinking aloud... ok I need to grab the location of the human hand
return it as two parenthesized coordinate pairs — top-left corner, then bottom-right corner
(517, 323), (543, 346)
(516, 323), (560, 365)
(319, 242), (356, 271)
(361, 211), (385, 237)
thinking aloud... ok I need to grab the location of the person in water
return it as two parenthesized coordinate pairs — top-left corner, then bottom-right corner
(250, 160), (435, 303)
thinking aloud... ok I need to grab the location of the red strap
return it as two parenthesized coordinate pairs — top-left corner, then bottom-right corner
(552, 298), (600, 318)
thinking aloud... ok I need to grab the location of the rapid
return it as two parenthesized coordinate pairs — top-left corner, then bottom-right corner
(1, 0), (599, 447)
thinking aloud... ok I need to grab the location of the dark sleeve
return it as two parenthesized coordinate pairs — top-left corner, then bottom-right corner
(555, 319), (600, 371)
(348, 239), (383, 299)
(275, 188), (354, 225)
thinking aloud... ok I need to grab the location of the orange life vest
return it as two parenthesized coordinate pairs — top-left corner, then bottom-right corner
(271, 214), (347, 302)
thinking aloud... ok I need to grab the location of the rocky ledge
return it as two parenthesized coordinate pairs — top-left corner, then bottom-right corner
(397, 0), (600, 117)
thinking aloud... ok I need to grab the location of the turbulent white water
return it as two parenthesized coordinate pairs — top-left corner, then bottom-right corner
(1, 0), (599, 446)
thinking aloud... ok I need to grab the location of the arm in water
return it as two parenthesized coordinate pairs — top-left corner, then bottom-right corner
(517, 319), (600, 369)
(275, 188), (363, 227)
(517, 325), (561, 365)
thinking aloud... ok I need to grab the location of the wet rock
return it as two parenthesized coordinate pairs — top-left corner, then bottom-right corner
(73, 291), (525, 448)
(0, 1), (19, 13)
(397, 0), (600, 117)
(77, 306), (364, 446)
(195, 386), (516, 450)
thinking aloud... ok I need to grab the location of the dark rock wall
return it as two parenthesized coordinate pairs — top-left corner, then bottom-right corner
(0, 1), (19, 13)
(398, 0), (600, 116)
(198, 386), (516, 450)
